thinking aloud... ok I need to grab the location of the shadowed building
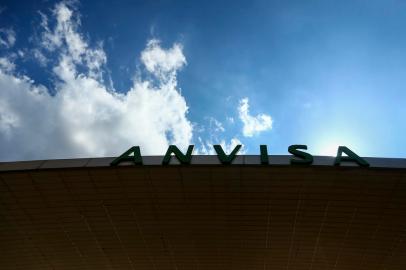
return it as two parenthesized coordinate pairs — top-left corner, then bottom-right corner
(0, 155), (405, 269)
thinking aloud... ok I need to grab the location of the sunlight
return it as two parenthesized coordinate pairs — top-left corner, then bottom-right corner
(317, 141), (341, 156)
(313, 136), (361, 157)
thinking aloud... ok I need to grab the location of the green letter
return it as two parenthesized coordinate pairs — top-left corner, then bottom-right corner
(162, 145), (194, 165)
(260, 145), (269, 164)
(288, 144), (313, 165)
(110, 146), (143, 166)
(213, 144), (241, 164)
(334, 146), (369, 167)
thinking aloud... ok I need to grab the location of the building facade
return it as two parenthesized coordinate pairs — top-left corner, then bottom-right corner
(0, 155), (405, 269)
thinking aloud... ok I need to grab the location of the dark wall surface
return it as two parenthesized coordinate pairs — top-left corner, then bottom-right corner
(0, 161), (405, 269)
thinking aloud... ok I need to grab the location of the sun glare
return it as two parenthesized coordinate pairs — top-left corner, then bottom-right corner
(314, 137), (360, 157)
(318, 142), (340, 156)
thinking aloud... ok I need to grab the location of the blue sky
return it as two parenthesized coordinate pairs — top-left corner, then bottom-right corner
(0, 0), (405, 161)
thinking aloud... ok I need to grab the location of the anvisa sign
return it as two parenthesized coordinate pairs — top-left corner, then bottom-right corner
(111, 144), (369, 167)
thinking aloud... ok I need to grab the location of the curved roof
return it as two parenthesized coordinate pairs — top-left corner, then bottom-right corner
(1, 156), (406, 269)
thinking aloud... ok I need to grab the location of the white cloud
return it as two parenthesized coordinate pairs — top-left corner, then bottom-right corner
(32, 49), (48, 66)
(197, 136), (211, 155)
(0, 28), (16, 48)
(39, 2), (106, 81)
(208, 117), (225, 132)
(227, 116), (235, 124)
(220, 137), (245, 154)
(141, 39), (186, 81)
(0, 1), (193, 161)
(238, 97), (272, 137)
(195, 115), (245, 155)
(197, 137), (245, 155)
(0, 57), (15, 72)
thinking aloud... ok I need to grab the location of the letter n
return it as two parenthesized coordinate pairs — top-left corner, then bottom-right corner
(162, 145), (194, 165)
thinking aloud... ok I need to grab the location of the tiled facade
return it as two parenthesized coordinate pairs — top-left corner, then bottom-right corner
(0, 157), (405, 269)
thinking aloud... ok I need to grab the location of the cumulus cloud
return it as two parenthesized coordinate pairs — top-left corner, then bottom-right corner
(141, 39), (186, 81)
(0, 1), (192, 161)
(238, 98), (272, 137)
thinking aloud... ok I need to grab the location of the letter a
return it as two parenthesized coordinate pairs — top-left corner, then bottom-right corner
(110, 146), (143, 166)
(334, 146), (369, 167)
